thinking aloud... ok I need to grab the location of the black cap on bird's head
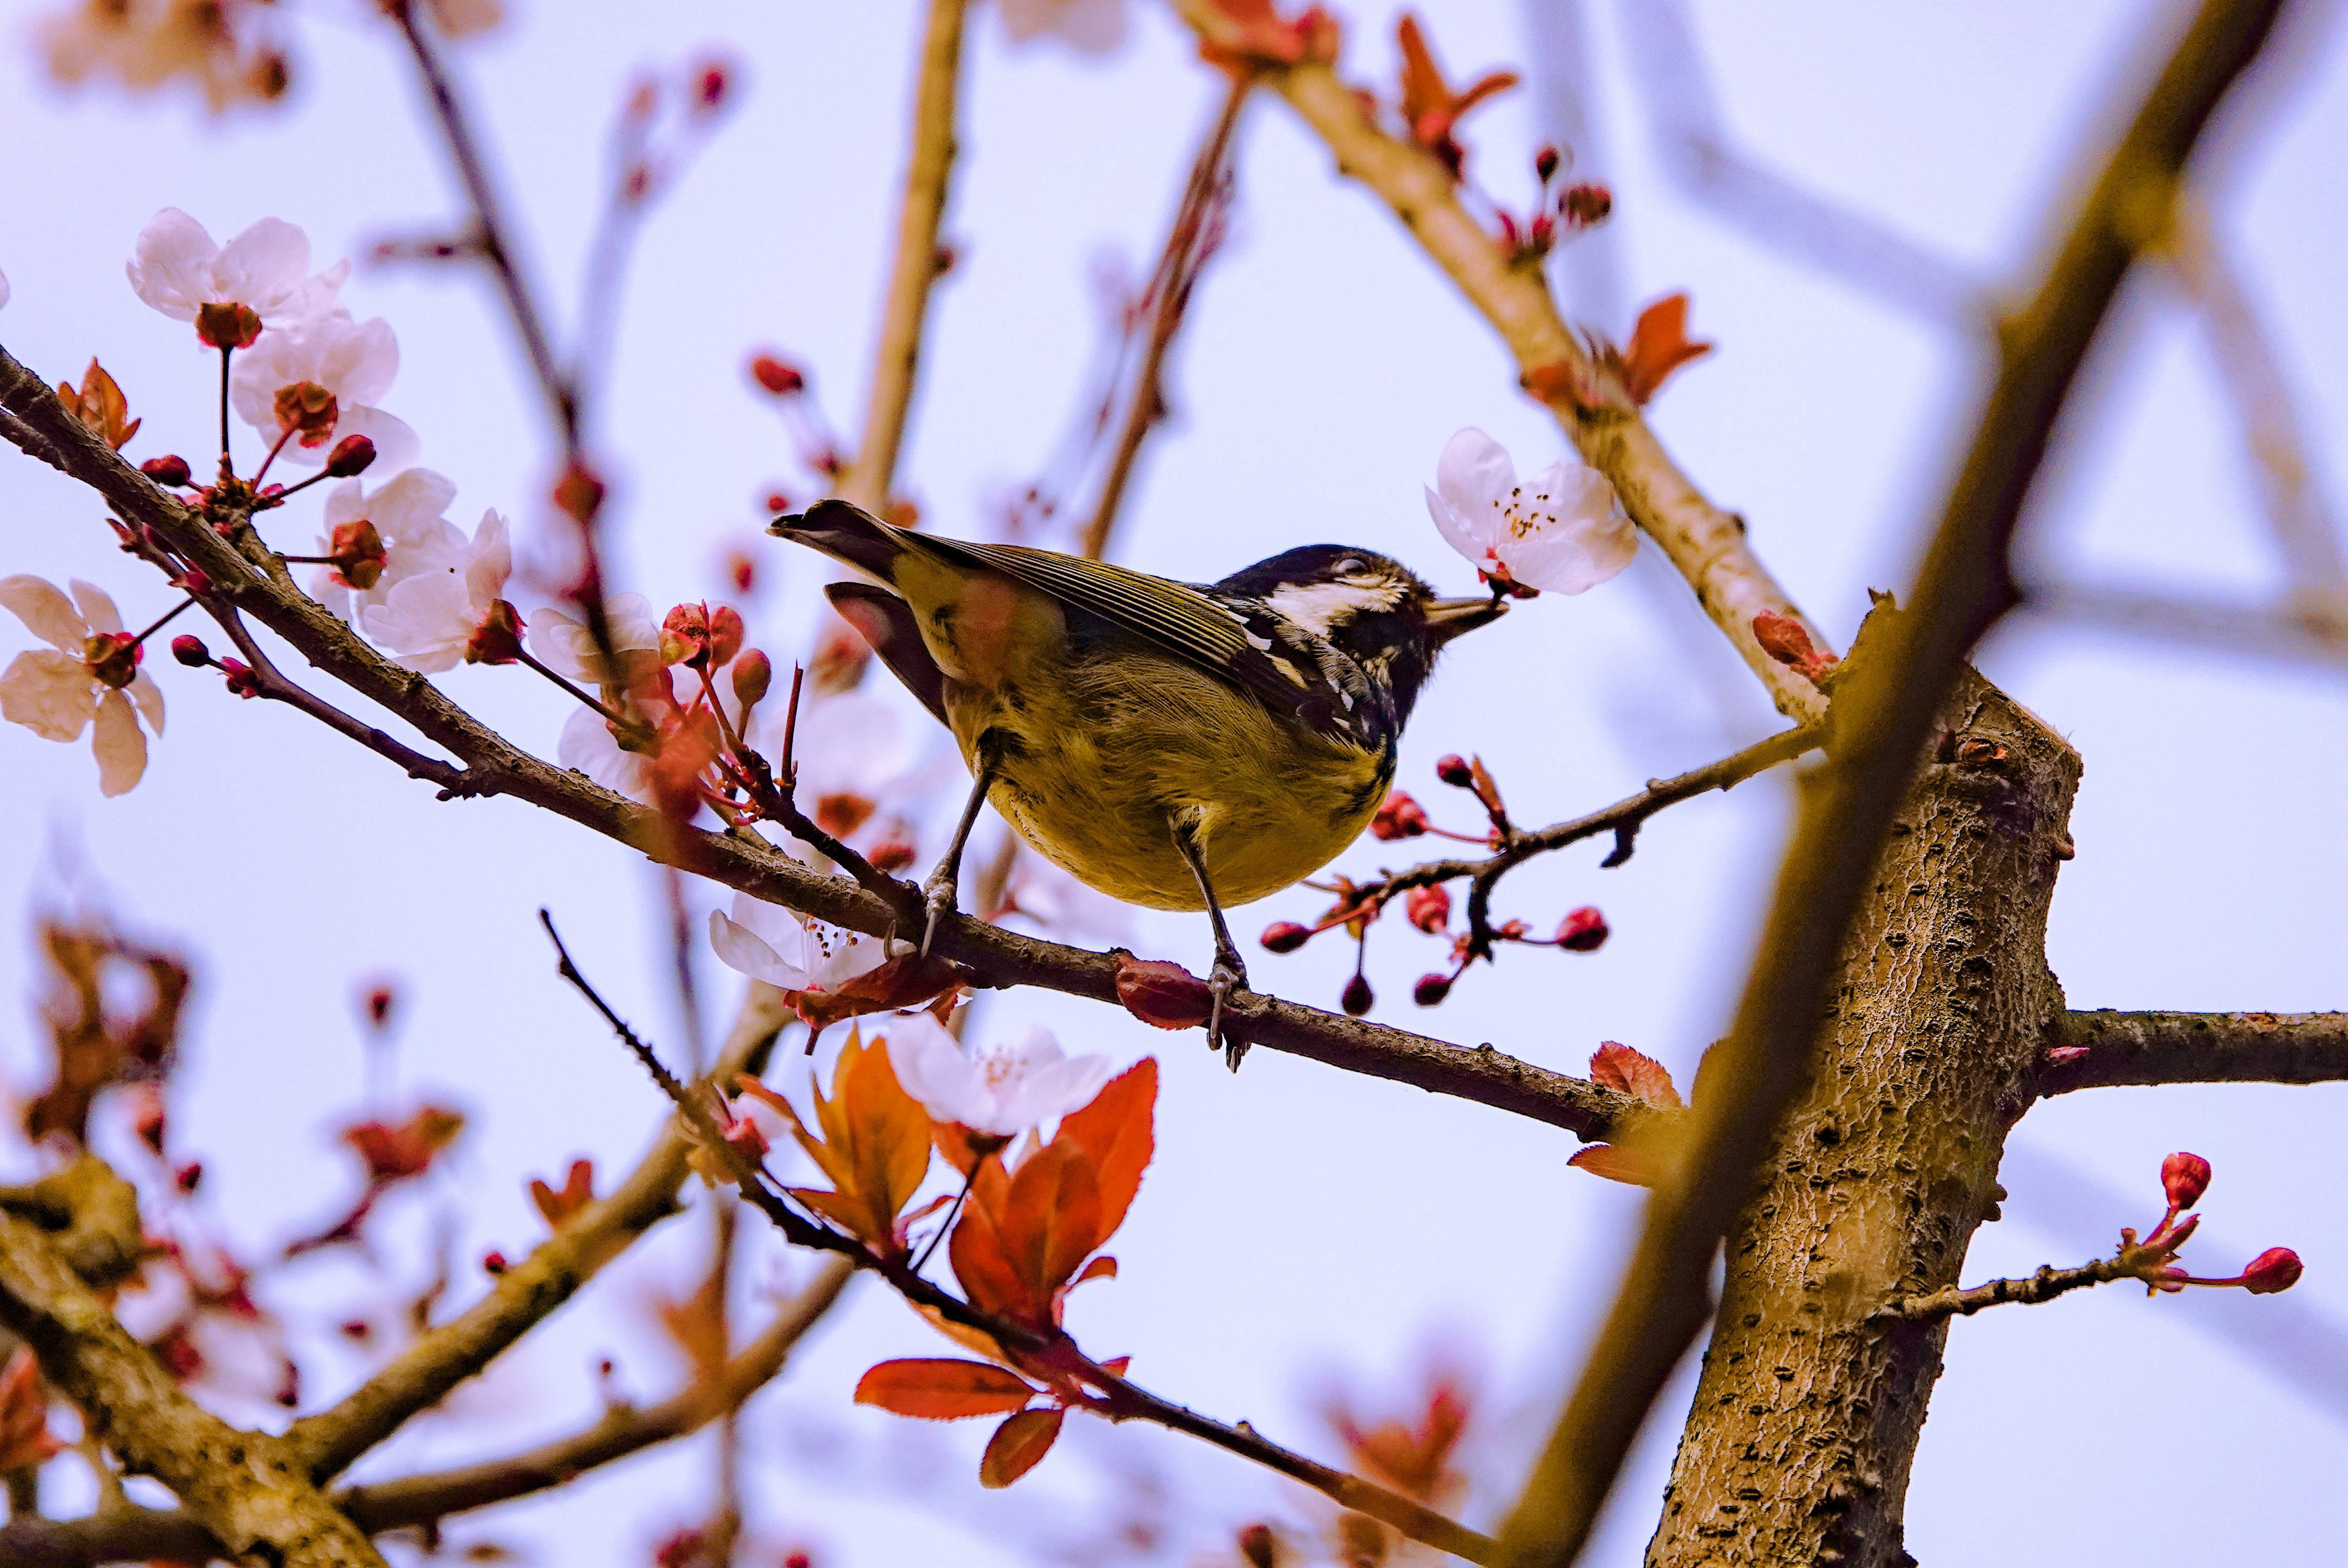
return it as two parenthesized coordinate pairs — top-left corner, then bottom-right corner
(1213, 544), (1505, 721)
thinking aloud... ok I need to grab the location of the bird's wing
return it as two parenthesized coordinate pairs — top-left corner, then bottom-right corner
(912, 535), (1382, 744)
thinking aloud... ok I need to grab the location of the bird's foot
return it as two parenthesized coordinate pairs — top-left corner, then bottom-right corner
(918, 864), (960, 959)
(1208, 950), (1250, 1071)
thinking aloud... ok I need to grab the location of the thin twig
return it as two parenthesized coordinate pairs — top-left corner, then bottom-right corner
(839, 0), (970, 514)
(1490, 2), (2290, 1561)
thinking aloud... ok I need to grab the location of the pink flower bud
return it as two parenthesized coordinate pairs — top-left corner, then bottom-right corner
(1412, 972), (1453, 1006)
(2162, 1151), (2212, 1212)
(1341, 974), (1374, 1016)
(141, 454), (193, 487)
(732, 648), (773, 710)
(2241, 1247), (2303, 1295)
(1113, 953), (1214, 1030)
(1556, 906), (1609, 952)
(1370, 790), (1429, 840)
(325, 434), (377, 477)
(750, 353), (807, 396)
(194, 301), (262, 350)
(1405, 884), (1451, 933)
(1259, 921), (1311, 954)
(1435, 754), (1473, 788)
(170, 634), (211, 668)
(221, 658), (263, 697)
(1534, 144), (1561, 183)
(464, 599), (527, 665)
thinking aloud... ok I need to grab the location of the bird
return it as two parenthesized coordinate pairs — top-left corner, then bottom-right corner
(771, 498), (1508, 1064)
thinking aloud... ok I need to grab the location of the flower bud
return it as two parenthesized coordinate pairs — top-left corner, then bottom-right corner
(272, 380), (339, 444)
(170, 634), (211, 668)
(750, 353), (807, 396)
(1561, 182), (1612, 227)
(141, 454), (193, 487)
(1405, 884), (1451, 933)
(731, 648), (773, 710)
(1534, 144), (1561, 183)
(325, 434), (377, 477)
(1259, 920), (1312, 954)
(329, 518), (388, 590)
(1412, 971), (1453, 1007)
(2241, 1246), (2303, 1295)
(2162, 1151), (2212, 1212)
(1435, 754), (1473, 788)
(1113, 952), (1214, 1030)
(465, 599), (527, 665)
(1341, 973), (1374, 1016)
(194, 301), (262, 350)
(707, 604), (746, 667)
(221, 658), (263, 697)
(1556, 906), (1609, 952)
(1370, 790), (1429, 840)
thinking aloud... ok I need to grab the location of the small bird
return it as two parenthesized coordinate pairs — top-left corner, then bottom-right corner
(772, 499), (1507, 1063)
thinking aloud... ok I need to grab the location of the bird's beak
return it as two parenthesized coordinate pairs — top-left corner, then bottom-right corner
(1423, 595), (1508, 646)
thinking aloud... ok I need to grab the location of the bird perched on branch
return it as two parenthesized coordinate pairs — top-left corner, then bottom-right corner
(773, 499), (1506, 1064)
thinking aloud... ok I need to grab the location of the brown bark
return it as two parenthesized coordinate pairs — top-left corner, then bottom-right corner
(1644, 673), (2080, 1567)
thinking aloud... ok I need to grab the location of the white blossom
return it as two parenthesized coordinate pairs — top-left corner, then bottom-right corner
(0, 576), (165, 796)
(229, 312), (418, 473)
(708, 890), (894, 994)
(884, 1016), (1113, 1137)
(308, 468), (462, 620)
(1424, 426), (1633, 595)
(126, 208), (344, 326)
(359, 508), (511, 673)
(1000, 0), (1127, 53)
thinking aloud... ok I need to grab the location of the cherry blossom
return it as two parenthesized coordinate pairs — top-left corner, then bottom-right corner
(531, 592), (664, 688)
(127, 208), (343, 328)
(1423, 426), (1633, 594)
(708, 890), (894, 995)
(1000, 0), (1127, 53)
(883, 1016), (1113, 1138)
(1, 576), (165, 796)
(229, 311), (418, 473)
(307, 468), (462, 620)
(359, 508), (512, 673)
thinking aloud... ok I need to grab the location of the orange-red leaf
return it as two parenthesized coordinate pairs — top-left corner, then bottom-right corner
(855, 1358), (1039, 1420)
(979, 1406), (1064, 1488)
(1589, 1042), (1681, 1109)
(1568, 1143), (1660, 1187)
(1620, 293), (1713, 405)
(1055, 1059), (1156, 1243)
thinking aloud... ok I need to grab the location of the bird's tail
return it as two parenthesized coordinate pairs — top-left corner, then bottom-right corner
(769, 498), (910, 585)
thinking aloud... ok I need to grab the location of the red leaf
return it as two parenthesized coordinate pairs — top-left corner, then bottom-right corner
(1055, 1059), (1157, 1242)
(1620, 293), (1714, 405)
(1589, 1042), (1681, 1108)
(1569, 1143), (1660, 1187)
(979, 1406), (1064, 1488)
(854, 1358), (1039, 1420)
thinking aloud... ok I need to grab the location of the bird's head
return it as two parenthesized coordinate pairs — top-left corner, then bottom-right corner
(1214, 544), (1506, 720)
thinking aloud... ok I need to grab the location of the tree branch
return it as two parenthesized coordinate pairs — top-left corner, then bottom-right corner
(1492, 1), (2288, 1560)
(0, 342), (1640, 1147)
(2039, 1008), (2348, 1094)
(0, 1258), (855, 1567)
(0, 1162), (391, 1568)
(1169, 0), (1829, 722)
(839, 0), (969, 513)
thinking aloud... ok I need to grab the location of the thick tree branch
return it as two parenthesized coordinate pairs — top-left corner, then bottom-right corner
(1170, 0), (1828, 721)
(839, 0), (969, 513)
(0, 1258), (855, 1567)
(2040, 1008), (2348, 1094)
(0, 1163), (391, 1568)
(0, 344), (1638, 1147)
(1493, 2), (2288, 1562)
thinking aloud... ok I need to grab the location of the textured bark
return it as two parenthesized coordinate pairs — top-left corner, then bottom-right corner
(1645, 672), (2081, 1567)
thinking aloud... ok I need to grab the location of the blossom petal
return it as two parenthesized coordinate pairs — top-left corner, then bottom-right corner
(0, 575), (89, 651)
(91, 689), (146, 795)
(127, 672), (165, 736)
(0, 650), (95, 740)
(709, 908), (811, 989)
(126, 207), (218, 320)
(68, 579), (124, 636)
(212, 218), (310, 316)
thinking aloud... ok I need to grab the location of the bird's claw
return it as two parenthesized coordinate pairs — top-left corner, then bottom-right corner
(1208, 953), (1249, 1071)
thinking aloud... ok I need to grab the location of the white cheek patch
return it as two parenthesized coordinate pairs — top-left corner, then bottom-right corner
(1264, 577), (1407, 637)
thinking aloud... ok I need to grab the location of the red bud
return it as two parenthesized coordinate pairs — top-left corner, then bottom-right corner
(1435, 754), (1473, 788)
(1341, 974), (1374, 1016)
(325, 434), (377, 477)
(750, 353), (806, 396)
(2241, 1246), (2303, 1295)
(141, 454), (193, 487)
(1556, 906), (1609, 952)
(1405, 884), (1451, 933)
(2162, 1151), (2212, 1212)
(1259, 921), (1311, 954)
(170, 634), (211, 668)
(1412, 972), (1453, 1006)
(1113, 953), (1214, 1030)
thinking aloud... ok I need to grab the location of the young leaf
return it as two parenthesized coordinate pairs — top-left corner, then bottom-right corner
(1055, 1058), (1156, 1242)
(854, 1358), (1039, 1420)
(1589, 1042), (1682, 1108)
(979, 1406), (1064, 1488)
